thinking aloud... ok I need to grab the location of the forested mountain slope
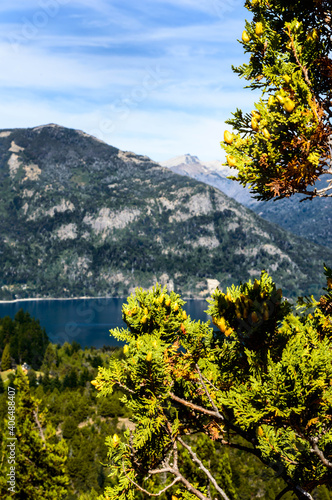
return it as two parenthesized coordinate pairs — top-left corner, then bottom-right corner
(0, 124), (331, 300)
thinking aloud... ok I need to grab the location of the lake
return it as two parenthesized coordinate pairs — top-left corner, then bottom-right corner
(0, 298), (210, 348)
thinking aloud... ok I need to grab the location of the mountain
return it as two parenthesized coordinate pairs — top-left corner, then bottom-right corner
(0, 124), (331, 301)
(161, 155), (332, 249)
(160, 154), (258, 207)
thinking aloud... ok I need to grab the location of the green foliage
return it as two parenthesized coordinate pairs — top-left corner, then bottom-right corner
(1, 343), (11, 371)
(95, 273), (332, 499)
(0, 367), (69, 499)
(221, 0), (332, 201)
(0, 310), (49, 370)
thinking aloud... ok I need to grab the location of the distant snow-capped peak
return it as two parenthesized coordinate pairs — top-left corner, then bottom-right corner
(160, 154), (233, 177)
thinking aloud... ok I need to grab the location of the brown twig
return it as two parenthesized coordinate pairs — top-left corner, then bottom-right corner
(178, 437), (230, 500)
(169, 392), (222, 418)
(195, 364), (224, 419)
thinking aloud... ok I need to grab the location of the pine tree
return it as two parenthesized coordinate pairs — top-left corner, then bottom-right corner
(1, 343), (11, 371)
(0, 367), (69, 499)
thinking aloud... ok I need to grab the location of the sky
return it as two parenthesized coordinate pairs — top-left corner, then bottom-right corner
(0, 0), (256, 162)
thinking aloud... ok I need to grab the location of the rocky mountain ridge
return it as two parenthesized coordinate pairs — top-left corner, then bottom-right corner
(161, 154), (332, 249)
(0, 124), (331, 300)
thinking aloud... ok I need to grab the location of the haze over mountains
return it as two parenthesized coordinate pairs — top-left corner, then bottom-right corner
(161, 154), (332, 250)
(0, 124), (331, 301)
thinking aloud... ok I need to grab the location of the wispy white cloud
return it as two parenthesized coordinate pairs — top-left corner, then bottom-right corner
(0, 0), (253, 159)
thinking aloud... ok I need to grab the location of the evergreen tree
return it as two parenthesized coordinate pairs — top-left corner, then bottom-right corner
(1, 343), (11, 371)
(221, 0), (332, 201)
(0, 367), (69, 499)
(94, 269), (332, 500)
(95, 2), (332, 499)
(41, 343), (57, 375)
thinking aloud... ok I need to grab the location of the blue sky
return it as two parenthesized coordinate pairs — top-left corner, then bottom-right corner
(0, 0), (256, 161)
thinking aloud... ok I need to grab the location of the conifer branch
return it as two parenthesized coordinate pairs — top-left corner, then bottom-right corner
(200, 372), (219, 393)
(287, 28), (313, 92)
(177, 437), (230, 500)
(219, 439), (259, 455)
(169, 391), (258, 451)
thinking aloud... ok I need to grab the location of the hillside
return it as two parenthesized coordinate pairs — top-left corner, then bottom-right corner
(161, 154), (332, 249)
(0, 124), (331, 300)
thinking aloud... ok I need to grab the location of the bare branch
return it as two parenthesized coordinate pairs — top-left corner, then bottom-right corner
(309, 437), (332, 469)
(178, 437), (230, 500)
(200, 372), (220, 393)
(169, 392), (222, 419)
(173, 437), (178, 469)
(175, 472), (211, 500)
(195, 364), (224, 419)
(122, 463), (181, 497)
(115, 381), (135, 394)
(148, 468), (174, 475)
(33, 407), (46, 447)
(294, 485), (314, 500)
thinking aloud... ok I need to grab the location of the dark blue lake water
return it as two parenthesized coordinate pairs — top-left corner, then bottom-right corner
(0, 298), (210, 348)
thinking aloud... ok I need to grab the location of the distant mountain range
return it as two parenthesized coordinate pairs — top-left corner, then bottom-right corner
(161, 155), (332, 249)
(0, 124), (331, 301)
(160, 154), (258, 208)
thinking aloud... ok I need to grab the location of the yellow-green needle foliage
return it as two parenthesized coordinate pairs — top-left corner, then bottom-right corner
(221, 0), (332, 201)
(94, 270), (332, 500)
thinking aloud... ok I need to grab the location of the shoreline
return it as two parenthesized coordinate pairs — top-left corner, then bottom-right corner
(0, 295), (207, 304)
(0, 296), (123, 304)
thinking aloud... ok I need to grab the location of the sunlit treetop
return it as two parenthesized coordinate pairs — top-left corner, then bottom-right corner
(221, 0), (332, 201)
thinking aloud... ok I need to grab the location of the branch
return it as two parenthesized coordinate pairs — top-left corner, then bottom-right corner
(33, 407), (46, 447)
(275, 486), (292, 500)
(169, 392), (258, 450)
(287, 27), (313, 90)
(219, 439), (259, 455)
(309, 437), (332, 469)
(195, 364), (224, 419)
(294, 485), (314, 500)
(124, 459), (212, 500)
(200, 372), (220, 393)
(178, 437), (230, 500)
(169, 392), (222, 418)
(122, 463), (181, 497)
(115, 381), (135, 394)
